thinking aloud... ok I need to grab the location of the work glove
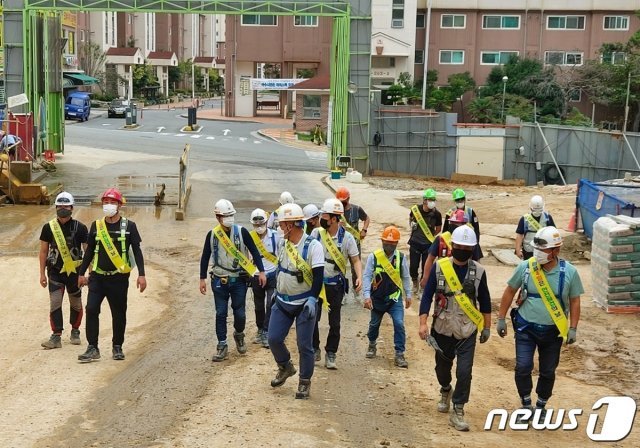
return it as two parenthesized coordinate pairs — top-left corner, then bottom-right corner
(567, 327), (577, 345)
(479, 328), (490, 344)
(497, 318), (507, 338)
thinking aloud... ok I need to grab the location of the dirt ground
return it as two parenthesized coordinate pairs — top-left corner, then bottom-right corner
(1, 173), (639, 448)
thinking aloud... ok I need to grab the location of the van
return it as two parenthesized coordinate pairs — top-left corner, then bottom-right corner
(64, 92), (91, 122)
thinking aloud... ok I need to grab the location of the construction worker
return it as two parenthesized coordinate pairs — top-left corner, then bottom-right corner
(335, 186), (369, 302)
(0, 131), (22, 160)
(419, 209), (480, 289)
(408, 188), (442, 293)
(199, 199), (267, 362)
(267, 191), (294, 231)
(302, 203), (321, 235)
(77, 188), (147, 362)
(497, 226), (582, 423)
(311, 198), (362, 369)
(268, 203), (324, 399)
(419, 225), (491, 431)
(38, 192), (88, 349)
(515, 195), (556, 260)
(248, 208), (279, 348)
(444, 188), (482, 259)
(362, 226), (412, 368)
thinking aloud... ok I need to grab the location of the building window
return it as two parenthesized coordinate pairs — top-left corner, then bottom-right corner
(67, 31), (75, 54)
(544, 51), (583, 66)
(416, 14), (425, 28)
(415, 50), (424, 64)
(128, 14), (132, 25)
(569, 89), (582, 102)
(303, 95), (322, 119)
(80, 30), (85, 42)
(111, 13), (116, 46)
(602, 51), (626, 65)
(547, 16), (585, 30)
(294, 16), (318, 27)
(241, 15), (278, 26)
(480, 51), (518, 65)
(604, 16), (629, 30)
(392, 0), (404, 28)
(441, 14), (465, 29)
(439, 50), (464, 65)
(482, 15), (520, 29)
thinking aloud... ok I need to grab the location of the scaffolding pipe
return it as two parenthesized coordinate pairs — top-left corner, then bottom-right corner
(622, 133), (640, 171)
(536, 122), (567, 185)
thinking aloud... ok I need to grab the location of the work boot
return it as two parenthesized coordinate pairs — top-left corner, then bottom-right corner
(295, 379), (311, 399)
(271, 361), (297, 387)
(365, 342), (377, 359)
(515, 405), (534, 425)
(212, 343), (229, 362)
(260, 331), (269, 349)
(70, 329), (81, 345)
(394, 352), (408, 368)
(449, 404), (470, 431)
(314, 348), (321, 362)
(437, 386), (453, 413)
(412, 278), (419, 294)
(233, 331), (247, 354)
(325, 352), (337, 370)
(78, 345), (101, 363)
(253, 329), (263, 344)
(112, 345), (125, 360)
(41, 334), (62, 350)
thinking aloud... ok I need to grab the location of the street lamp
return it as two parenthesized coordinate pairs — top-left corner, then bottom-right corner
(501, 75), (508, 122)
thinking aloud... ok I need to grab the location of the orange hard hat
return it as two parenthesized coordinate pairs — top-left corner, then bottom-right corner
(335, 186), (350, 201)
(381, 226), (401, 242)
(101, 187), (125, 204)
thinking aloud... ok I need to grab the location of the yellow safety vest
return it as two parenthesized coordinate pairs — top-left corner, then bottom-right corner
(213, 225), (257, 276)
(49, 219), (80, 275)
(524, 213), (542, 232)
(319, 228), (348, 275)
(339, 215), (361, 242)
(528, 257), (569, 340)
(373, 249), (404, 300)
(249, 230), (278, 265)
(437, 258), (484, 331)
(411, 205), (435, 243)
(284, 240), (328, 309)
(94, 218), (131, 274)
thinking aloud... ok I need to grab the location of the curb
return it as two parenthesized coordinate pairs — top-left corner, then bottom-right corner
(322, 175), (337, 194)
(256, 130), (279, 143)
(179, 113), (262, 124)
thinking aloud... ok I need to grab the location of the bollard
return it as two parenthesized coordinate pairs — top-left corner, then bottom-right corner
(131, 103), (138, 124)
(187, 107), (197, 127)
(125, 107), (132, 126)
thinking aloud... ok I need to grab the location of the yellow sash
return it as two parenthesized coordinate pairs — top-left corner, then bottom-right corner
(49, 219), (79, 275)
(213, 225), (258, 276)
(319, 228), (348, 275)
(528, 257), (569, 340)
(249, 230), (278, 265)
(437, 258), (484, 331)
(96, 219), (131, 274)
(441, 231), (452, 250)
(524, 213), (542, 232)
(339, 216), (361, 242)
(411, 205), (435, 243)
(284, 240), (328, 309)
(373, 249), (404, 300)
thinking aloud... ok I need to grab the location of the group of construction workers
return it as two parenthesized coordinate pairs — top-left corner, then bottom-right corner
(38, 183), (582, 431)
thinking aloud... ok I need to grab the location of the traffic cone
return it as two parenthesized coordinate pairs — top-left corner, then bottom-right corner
(567, 210), (577, 232)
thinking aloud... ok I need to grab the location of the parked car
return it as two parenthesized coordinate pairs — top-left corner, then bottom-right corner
(108, 99), (130, 118)
(64, 92), (91, 122)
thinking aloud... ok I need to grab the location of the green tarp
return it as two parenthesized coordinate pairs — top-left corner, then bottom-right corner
(63, 73), (99, 85)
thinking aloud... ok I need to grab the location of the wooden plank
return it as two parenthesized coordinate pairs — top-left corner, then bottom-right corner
(490, 248), (523, 266)
(451, 172), (498, 185)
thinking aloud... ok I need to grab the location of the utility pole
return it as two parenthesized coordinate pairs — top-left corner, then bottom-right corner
(421, 0), (433, 109)
(623, 70), (631, 133)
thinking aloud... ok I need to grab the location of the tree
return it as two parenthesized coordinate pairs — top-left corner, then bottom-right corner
(78, 42), (107, 92)
(132, 62), (159, 96)
(263, 63), (281, 79)
(447, 72), (475, 100)
(467, 97), (497, 123)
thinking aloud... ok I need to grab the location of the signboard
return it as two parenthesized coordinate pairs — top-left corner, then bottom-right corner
(62, 12), (77, 28)
(240, 76), (251, 96)
(250, 78), (306, 90)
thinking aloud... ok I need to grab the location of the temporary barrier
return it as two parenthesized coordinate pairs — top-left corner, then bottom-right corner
(175, 144), (192, 221)
(578, 178), (640, 239)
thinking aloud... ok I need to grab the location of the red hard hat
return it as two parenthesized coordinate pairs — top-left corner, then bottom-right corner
(381, 226), (401, 242)
(448, 209), (468, 224)
(336, 186), (350, 201)
(101, 187), (125, 204)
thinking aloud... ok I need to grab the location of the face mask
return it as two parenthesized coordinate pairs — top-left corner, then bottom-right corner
(455, 201), (465, 209)
(320, 218), (330, 229)
(221, 216), (235, 227)
(534, 248), (552, 265)
(531, 209), (542, 218)
(427, 201), (436, 209)
(56, 208), (72, 219)
(103, 203), (118, 218)
(452, 248), (473, 263)
(254, 225), (266, 234)
(382, 243), (397, 256)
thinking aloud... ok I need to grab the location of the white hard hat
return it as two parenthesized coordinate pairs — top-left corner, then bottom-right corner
(55, 191), (74, 206)
(250, 208), (268, 224)
(530, 195), (544, 211)
(279, 191), (294, 205)
(278, 203), (305, 222)
(532, 226), (563, 249)
(213, 199), (236, 216)
(303, 204), (321, 220)
(451, 226), (477, 247)
(321, 198), (344, 215)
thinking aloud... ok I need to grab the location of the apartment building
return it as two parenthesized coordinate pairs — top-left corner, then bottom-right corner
(414, 0), (640, 91)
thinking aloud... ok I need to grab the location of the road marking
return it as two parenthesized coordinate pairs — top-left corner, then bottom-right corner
(160, 133), (172, 136)
(102, 123), (112, 126)
(157, 126), (165, 133)
(174, 134), (186, 137)
(253, 140), (262, 144)
(191, 135), (202, 139)
(223, 129), (231, 136)
(305, 151), (327, 161)
(206, 136), (215, 140)
(238, 137), (247, 142)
